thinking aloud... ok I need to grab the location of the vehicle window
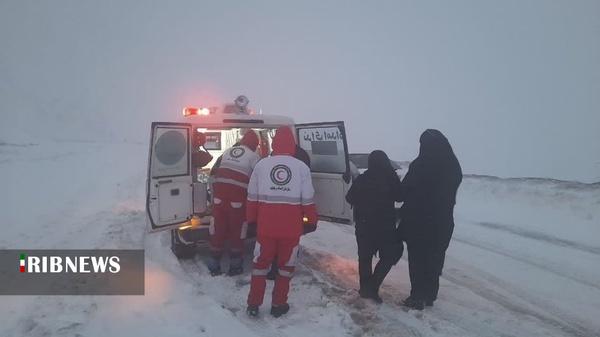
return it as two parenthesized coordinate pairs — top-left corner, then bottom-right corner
(152, 127), (189, 178)
(298, 126), (346, 174)
(204, 132), (222, 150)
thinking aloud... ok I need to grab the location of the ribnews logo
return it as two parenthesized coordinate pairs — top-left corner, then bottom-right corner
(18, 253), (121, 274)
(1, 250), (144, 295)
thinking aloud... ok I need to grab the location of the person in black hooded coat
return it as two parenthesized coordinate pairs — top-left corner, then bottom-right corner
(346, 150), (403, 303)
(398, 129), (462, 310)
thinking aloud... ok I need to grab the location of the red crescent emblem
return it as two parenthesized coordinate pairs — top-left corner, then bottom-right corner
(276, 169), (286, 181)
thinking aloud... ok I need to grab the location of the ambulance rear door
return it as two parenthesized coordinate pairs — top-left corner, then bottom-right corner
(146, 122), (194, 232)
(295, 121), (353, 224)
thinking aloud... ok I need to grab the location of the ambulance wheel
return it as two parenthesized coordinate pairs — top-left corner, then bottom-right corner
(170, 229), (196, 259)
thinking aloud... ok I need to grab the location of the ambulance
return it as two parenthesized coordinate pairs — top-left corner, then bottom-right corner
(146, 96), (353, 258)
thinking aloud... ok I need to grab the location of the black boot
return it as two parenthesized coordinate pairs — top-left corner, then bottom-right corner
(402, 296), (424, 310)
(369, 289), (383, 304)
(228, 256), (244, 276)
(425, 300), (434, 307)
(270, 303), (290, 318)
(358, 284), (382, 304)
(247, 305), (259, 317)
(206, 256), (222, 276)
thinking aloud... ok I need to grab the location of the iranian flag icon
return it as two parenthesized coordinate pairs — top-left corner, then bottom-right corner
(20, 253), (25, 273)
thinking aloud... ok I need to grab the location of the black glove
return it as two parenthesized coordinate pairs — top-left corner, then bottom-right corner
(302, 223), (317, 235)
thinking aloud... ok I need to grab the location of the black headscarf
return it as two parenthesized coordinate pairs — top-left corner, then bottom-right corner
(415, 129), (462, 204)
(421, 130), (451, 157)
(347, 149), (401, 225)
(367, 150), (396, 178)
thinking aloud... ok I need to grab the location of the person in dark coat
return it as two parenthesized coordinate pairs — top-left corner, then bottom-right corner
(294, 145), (311, 168)
(346, 150), (403, 303)
(398, 129), (462, 310)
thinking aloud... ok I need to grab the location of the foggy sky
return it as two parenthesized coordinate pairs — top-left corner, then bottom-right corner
(1, 0), (598, 182)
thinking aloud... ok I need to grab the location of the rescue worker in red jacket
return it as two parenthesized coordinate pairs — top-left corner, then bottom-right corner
(208, 130), (260, 276)
(245, 126), (318, 318)
(266, 145), (312, 280)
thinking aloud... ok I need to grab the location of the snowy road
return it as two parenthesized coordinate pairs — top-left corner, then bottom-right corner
(1, 141), (599, 337)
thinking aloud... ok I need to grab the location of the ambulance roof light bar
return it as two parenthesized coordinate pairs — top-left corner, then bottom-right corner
(183, 95), (251, 117)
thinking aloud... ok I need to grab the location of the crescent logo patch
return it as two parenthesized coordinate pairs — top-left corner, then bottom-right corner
(270, 165), (292, 186)
(230, 147), (246, 158)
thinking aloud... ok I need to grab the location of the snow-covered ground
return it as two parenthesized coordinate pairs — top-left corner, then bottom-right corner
(1, 140), (599, 337)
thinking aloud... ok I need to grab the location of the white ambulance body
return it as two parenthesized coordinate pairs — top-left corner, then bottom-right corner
(146, 100), (353, 257)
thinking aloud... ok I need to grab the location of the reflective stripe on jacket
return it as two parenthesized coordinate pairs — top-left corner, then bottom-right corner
(213, 145), (260, 201)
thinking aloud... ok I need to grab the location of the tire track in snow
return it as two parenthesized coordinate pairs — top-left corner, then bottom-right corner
(441, 265), (594, 337)
(469, 221), (600, 256)
(301, 247), (590, 337)
(447, 240), (597, 337)
(452, 236), (600, 292)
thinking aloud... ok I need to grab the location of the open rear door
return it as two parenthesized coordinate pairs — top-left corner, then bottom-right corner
(295, 121), (353, 224)
(146, 122), (193, 232)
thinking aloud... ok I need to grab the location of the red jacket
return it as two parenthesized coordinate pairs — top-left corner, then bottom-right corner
(246, 127), (318, 238)
(212, 131), (260, 202)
